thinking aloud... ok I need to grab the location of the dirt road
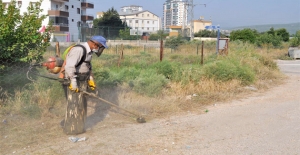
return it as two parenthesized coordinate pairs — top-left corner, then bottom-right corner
(13, 60), (300, 155)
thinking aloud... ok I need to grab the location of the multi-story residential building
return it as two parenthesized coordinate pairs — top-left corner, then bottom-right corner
(119, 6), (160, 35)
(2, 0), (94, 42)
(162, 0), (187, 32)
(121, 5), (143, 13)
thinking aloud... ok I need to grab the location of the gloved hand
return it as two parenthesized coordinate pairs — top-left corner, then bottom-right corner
(88, 76), (96, 90)
(69, 78), (79, 92)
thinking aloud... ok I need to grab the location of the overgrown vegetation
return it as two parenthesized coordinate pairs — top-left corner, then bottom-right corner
(289, 30), (300, 47)
(0, 0), (51, 65)
(230, 27), (291, 48)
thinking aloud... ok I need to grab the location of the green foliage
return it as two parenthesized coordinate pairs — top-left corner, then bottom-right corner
(0, 0), (51, 64)
(289, 37), (300, 47)
(131, 69), (168, 97)
(203, 58), (255, 85)
(165, 35), (186, 49)
(93, 7), (125, 39)
(256, 33), (282, 48)
(149, 30), (168, 40)
(119, 28), (140, 40)
(194, 29), (226, 38)
(93, 7), (124, 27)
(151, 61), (175, 79)
(230, 28), (258, 43)
(275, 28), (290, 42)
(289, 30), (300, 47)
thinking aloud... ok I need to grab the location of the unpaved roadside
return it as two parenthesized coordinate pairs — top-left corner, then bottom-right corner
(10, 60), (300, 155)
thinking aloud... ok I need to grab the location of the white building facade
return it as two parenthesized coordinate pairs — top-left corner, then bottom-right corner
(162, 0), (187, 32)
(2, 0), (94, 42)
(119, 6), (161, 35)
(120, 5), (143, 13)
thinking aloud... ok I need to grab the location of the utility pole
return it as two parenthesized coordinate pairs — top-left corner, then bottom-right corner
(188, 0), (194, 40)
(182, 0), (187, 37)
(184, 0), (206, 40)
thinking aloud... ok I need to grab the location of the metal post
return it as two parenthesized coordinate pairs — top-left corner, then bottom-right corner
(201, 41), (204, 65)
(196, 44), (199, 55)
(160, 39), (163, 62)
(216, 26), (220, 55)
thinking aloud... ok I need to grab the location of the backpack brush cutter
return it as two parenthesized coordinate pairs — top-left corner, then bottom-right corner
(27, 55), (146, 123)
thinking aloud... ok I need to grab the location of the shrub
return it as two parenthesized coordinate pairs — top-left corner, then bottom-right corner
(289, 37), (300, 47)
(131, 70), (168, 97)
(151, 61), (175, 79)
(256, 33), (282, 48)
(203, 58), (255, 85)
(230, 28), (258, 43)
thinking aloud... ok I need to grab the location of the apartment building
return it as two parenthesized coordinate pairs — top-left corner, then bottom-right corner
(121, 5), (143, 13)
(119, 6), (160, 35)
(2, 0), (94, 42)
(162, 0), (187, 32)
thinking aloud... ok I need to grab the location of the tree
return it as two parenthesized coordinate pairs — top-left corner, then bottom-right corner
(256, 33), (282, 48)
(289, 30), (300, 47)
(165, 35), (186, 50)
(267, 27), (276, 36)
(0, 0), (51, 66)
(119, 28), (138, 40)
(149, 30), (168, 41)
(93, 7), (126, 39)
(275, 28), (290, 42)
(230, 28), (258, 43)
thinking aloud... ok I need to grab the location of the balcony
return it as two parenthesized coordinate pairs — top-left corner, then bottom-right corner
(51, 0), (69, 2)
(81, 1), (94, 9)
(48, 10), (69, 17)
(81, 15), (94, 21)
(53, 23), (69, 32)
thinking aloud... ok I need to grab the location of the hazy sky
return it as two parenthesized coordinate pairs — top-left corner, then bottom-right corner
(87, 0), (300, 29)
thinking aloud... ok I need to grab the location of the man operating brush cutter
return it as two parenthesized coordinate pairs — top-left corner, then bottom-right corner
(61, 36), (107, 135)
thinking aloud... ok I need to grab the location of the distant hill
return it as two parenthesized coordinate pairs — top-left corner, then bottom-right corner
(228, 23), (300, 35)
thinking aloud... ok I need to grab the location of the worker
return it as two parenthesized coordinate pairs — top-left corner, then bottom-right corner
(62, 36), (108, 135)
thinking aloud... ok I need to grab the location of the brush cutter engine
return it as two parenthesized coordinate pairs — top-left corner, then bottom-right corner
(41, 56), (64, 74)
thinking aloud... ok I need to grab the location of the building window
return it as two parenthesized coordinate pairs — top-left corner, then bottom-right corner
(129, 20), (132, 23)
(65, 5), (68, 11)
(147, 27), (149, 30)
(136, 14), (138, 17)
(142, 14), (144, 17)
(147, 21), (149, 24)
(153, 21), (154, 24)
(77, 8), (80, 14)
(142, 20), (144, 23)
(147, 14), (149, 17)
(72, 19), (74, 22)
(135, 20), (138, 23)
(142, 27), (144, 30)
(17, 1), (22, 7)
(72, 5), (74, 8)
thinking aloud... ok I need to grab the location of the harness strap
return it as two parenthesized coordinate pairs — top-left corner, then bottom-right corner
(74, 44), (88, 67)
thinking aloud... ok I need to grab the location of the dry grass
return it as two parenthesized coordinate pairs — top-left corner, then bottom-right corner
(0, 41), (289, 154)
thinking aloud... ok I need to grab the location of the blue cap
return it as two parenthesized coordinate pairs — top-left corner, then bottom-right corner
(91, 36), (108, 48)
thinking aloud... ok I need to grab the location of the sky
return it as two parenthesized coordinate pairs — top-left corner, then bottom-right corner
(87, 0), (300, 29)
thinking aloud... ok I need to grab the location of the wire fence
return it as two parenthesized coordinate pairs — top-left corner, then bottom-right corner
(0, 41), (217, 101)
(51, 26), (158, 42)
